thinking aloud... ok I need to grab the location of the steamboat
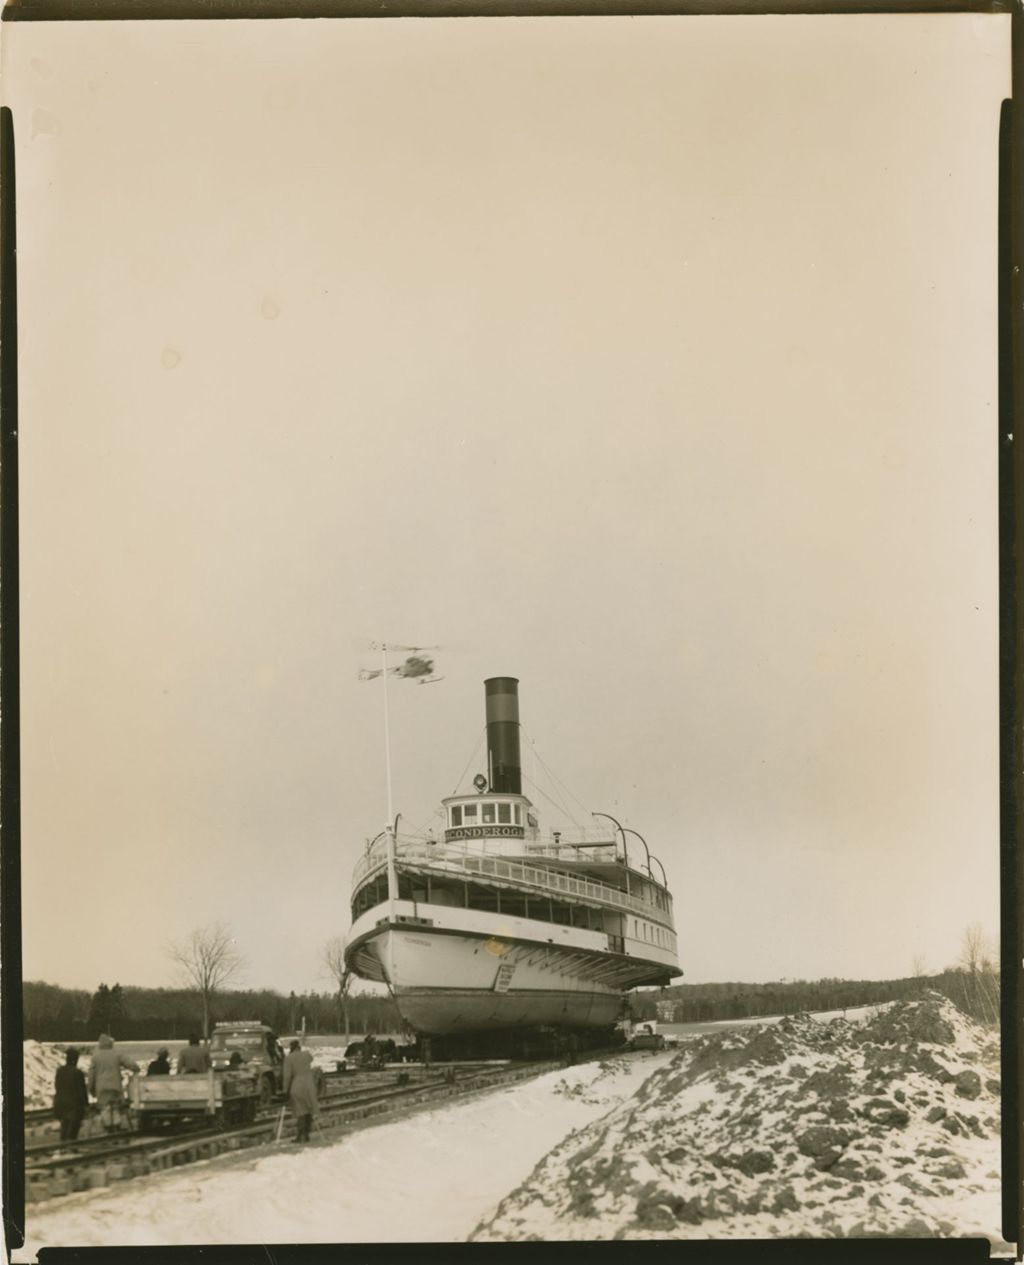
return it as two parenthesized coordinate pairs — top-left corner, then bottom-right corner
(344, 676), (681, 1051)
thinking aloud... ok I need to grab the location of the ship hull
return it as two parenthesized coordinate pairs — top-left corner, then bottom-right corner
(351, 924), (634, 1036)
(393, 987), (622, 1034)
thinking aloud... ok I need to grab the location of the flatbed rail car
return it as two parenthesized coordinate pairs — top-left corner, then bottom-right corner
(128, 1069), (261, 1132)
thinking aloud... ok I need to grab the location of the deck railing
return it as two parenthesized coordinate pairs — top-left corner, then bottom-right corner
(352, 836), (673, 925)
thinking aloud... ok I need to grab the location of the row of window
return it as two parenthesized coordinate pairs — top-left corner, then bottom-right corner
(352, 875), (677, 957)
(352, 874), (613, 930)
(449, 801), (522, 827)
(629, 881), (672, 914)
(632, 918), (675, 951)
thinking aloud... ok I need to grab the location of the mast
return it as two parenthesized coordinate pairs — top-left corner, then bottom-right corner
(382, 642), (398, 920)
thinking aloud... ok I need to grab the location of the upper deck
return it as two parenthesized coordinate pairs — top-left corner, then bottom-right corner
(352, 809), (674, 930)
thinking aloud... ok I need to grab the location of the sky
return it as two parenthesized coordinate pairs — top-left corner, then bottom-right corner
(3, 13), (1010, 996)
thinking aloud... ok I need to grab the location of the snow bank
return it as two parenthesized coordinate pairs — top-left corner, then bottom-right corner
(472, 994), (1005, 1244)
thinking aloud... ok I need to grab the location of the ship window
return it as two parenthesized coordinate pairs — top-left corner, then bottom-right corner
(497, 803), (511, 824)
(451, 806), (462, 827)
(514, 805), (522, 824)
(464, 804), (478, 821)
(551, 901), (571, 925)
(481, 803), (496, 824)
(466, 882), (500, 912)
(502, 891), (527, 917)
(427, 879), (462, 908)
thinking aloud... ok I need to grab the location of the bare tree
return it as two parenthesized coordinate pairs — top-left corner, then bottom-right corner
(167, 923), (245, 1040)
(960, 923), (983, 975)
(957, 923), (999, 1025)
(911, 954), (928, 979)
(322, 935), (353, 1045)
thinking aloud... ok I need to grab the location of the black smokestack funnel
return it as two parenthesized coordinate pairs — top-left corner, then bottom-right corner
(484, 677), (521, 795)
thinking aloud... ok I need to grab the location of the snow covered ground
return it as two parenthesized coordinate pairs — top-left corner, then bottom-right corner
(473, 994), (1009, 1246)
(18, 998), (1010, 1253)
(16, 1052), (671, 1257)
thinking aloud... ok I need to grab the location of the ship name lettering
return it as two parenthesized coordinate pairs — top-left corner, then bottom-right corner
(445, 825), (525, 841)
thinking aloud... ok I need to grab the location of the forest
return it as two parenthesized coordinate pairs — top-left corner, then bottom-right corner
(22, 981), (403, 1042)
(22, 963), (999, 1042)
(630, 967), (999, 1026)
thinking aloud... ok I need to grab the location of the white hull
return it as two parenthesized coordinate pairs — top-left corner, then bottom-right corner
(348, 916), (659, 1035)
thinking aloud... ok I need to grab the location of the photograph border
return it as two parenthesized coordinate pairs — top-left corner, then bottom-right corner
(0, 5), (1019, 1260)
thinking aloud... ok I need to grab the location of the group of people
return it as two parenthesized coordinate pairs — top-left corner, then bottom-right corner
(53, 1032), (321, 1143)
(52, 1032), (215, 1138)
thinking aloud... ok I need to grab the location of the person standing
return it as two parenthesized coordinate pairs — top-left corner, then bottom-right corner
(282, 1039), (319, 1143)
(53, 1048), (89, 1141)
(87, 1034), (139, 1133)
(176, 1034), (211, 1074)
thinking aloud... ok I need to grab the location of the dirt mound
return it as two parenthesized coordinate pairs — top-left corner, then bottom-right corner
(471, 997), (1002, 1242)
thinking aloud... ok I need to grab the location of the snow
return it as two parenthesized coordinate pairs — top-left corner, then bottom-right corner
(17, 998), (1011, 1252)
(472, 994), (1010, 1247)
(16, 1051), (672, 1257)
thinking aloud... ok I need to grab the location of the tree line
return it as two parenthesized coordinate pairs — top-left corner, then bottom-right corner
(630, 968), (998, 1026)
(23, 980), (403, 1042)
(26, 964), (999, 1042)
(24, 922), (999, 1040)
(632, 924), (1000, 1027)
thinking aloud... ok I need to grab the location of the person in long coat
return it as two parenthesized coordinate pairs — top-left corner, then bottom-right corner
(87, 1034), (139, 1133)
(53, 1048), (89, 1141)
(177, 1034), (211, 1074)
(282, 1039), (319, 1143)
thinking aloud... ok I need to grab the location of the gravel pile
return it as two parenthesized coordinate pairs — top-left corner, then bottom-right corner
(472, 993), (1002, 1241)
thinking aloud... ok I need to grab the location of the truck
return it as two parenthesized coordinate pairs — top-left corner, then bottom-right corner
(129, 1068), (261, 1132)
(208, 1021), (285, 1106)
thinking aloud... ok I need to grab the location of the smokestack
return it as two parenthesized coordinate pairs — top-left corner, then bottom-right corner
(484, 677), (521, 795)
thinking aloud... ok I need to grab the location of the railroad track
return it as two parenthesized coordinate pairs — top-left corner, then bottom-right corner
(24, 1063), (445, 1141)
(26, 1067), (458, 1164)
(25, 1056), (597, 1202)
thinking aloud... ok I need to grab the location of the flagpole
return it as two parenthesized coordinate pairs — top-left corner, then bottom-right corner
(382, 643), (398, 920)
(382, 641), (394, 826)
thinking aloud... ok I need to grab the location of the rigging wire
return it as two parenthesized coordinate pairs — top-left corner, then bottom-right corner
(520, 771), (584, 826)
(450, 725), (486, 796)
(519, 727), (587, 827)
(404, 805), (445, 839)
(531, 741), (594, 819)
